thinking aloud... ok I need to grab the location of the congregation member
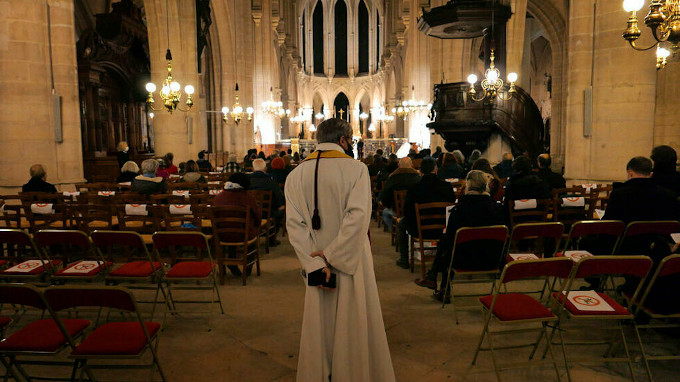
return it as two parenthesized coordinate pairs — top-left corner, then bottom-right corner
(466, 149), (482, 171)
(214, 172), (261, 277)
(285, 118), (395, 382)
(181, 160), (207, 183)
(650, 145), (680, 197)
(414, 170), (505, 301)
(376, 154), (399, 188)
(196, 150), (213, 172)
(535, 153), (566, 190)
(503, 156), (551, 201)
(131, 159), (168, 194)
(397, 158), (456, 269)
(117, 161), (140, 183)
(379, 157), (421, 230)
(437, 153), (464, 180)
(467, 158), (504, 201)
(116, 141), (129, 169)
(248, 158), (285, 246)
(493, 152), (515, 179)
(164, 153), (178, 175)
(224, 154), (244, 173)
(269, 157), (289, 184)
(22, 164), (57, 193)
(155, 158), (170, 179)
(452, 150), (466, 172)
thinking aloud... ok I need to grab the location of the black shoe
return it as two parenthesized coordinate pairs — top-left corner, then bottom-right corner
(228, 265), (242, 277)
(396, 259), (409, 269)
(414, 278), (437, 290)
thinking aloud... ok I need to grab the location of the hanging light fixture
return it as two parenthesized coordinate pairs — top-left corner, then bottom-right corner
(466, 0), (517, 103)
(145, 0), (194, 114)
(622, 0), (680, 70)
(262, 87), (289, 118)
(390, 86), (430, 120)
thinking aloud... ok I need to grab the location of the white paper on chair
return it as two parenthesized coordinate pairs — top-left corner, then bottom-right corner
(582, 184), (597, 192)
(207, 181), (221, 185)
(561, 197), (585, 207)
(169, 174), (180, 179)
(514, 199), (537, 210)
(63, 191), (80, 199)
(508, 253), (539, 261)
(31, 203), (54, 214)
(445, 205), (455, 228)
(170, 204), (192, 215)
(97, 191), (115, 196)
(5, 260), (43, 273)
(410, 237), (437, 261)
(62, 261), (104, 274)
(564, 290), (614, 312)
(445, 178), (459, 183)
(118, 182), (132, 186)
(562, 250), (593, 262)
(672, 233), (680, 244)
(125, 204), (148, 216)
(172, 190), (190, 198)
(594, 209), (606, 220)
(209, 189), (221, 196)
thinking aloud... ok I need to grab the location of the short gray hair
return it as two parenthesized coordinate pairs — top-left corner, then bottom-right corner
(252, 158), (266, 172)
(121, 161), (139, 173)
(465, 170), (489, 193)
(316, 118), (352, 144)
(141, 159), (159, 174)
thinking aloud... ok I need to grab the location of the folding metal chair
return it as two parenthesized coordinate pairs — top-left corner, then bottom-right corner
(550, 255), (653, 382)
(562, 220), (626, 255)
(617, 220), (680, 256)
(34, 229), (110, 283)
(442, 225), (509, 324)
(152, 232), (224, 330)
(472, 258), (574, 381)
(91, 231), (167, 318)
(0, 229), (59, 283)
(0, 283), (90, 381)
(44, 286), (166, 381)
(627, 254), (680, 382)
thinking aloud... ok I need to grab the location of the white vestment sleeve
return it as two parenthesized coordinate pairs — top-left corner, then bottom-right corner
(322, 166), (372, 275)
(286, 189), (327, 274)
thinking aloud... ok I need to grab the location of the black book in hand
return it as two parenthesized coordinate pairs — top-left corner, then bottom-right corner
(307, 269), (337, 288)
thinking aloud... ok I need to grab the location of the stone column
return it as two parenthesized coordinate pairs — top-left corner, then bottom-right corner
(505, 0), (528, 79)
(0, 0), (84, 191)
(654, 66), (680, 151)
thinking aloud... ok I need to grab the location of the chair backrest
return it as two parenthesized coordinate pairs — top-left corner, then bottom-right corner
(502, 257), (574, 284)
(455, 225), (509, 245)
(91, 230), (146, 250)
(75, 203), (114, 233)
(623, 220), (680, 238)
(414, 202), (454, 240)
(209, 205), (252, 244)
(45, 286), (136, 312)
(161, 204), (202, 231)
(552, 186), (589, 225)
(573, 255), (652, 279)
(508, 199), (551, 227)
(633, 254), (680, 316)
(34, 229), (91, 249)
(115, 203), (160, 233)
(565, 220), (625, 254)
(0, 283), (46, 310)
(152, 232), (214, 264)
(393, 190), (408, 218)
(509, 222), (564, 258)
(248, 190), (273, 220)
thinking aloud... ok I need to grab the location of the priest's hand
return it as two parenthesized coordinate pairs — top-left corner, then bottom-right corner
(310, 250), (327, 263)
(318, 267), (334, 291)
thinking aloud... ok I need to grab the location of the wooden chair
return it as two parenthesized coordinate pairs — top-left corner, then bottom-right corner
(208, 205), (261, 286)
(551, 187), (590, 229)
(115, 203), (161, 244)
(74, 203), (116, 234)
(160, 204), (204, 231)
(586, 184), (613, 219)
(0, 195), (30, 230)
(410, 202), (454, 279)
(248, 190), (275, 254)
(507, 199), (551, 228)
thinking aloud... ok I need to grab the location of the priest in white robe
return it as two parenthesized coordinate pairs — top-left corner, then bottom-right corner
(285, 118), (395, 382)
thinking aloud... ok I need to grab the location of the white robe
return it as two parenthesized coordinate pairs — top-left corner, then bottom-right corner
(285, 143), (396, 382)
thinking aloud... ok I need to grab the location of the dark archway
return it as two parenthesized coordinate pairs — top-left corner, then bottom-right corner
(302, 10), (307, 72)
(333, 93), (350, 122)
(376, 10), (380, 72)
(358, 0), (369, 74)
(313, 0), (324, 74)
(334, 0), (348, 75)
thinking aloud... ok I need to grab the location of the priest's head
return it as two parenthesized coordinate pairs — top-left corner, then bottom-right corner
(317, 118), (353, 157)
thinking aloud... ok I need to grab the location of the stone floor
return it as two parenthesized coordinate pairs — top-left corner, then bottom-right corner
(8, 220), (679, 381)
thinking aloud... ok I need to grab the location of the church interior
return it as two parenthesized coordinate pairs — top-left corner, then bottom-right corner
(1, 0), (680, 381)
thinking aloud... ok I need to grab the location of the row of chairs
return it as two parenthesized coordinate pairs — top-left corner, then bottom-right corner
(0, 284), (165, 381)
(0, 229), (224, 328)
(471, 254), (680, 382)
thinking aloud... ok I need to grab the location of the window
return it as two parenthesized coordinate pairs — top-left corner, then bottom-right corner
(313, 0), (324, 74)
(358, 0), (369, 74)
(334, 0), (347, 75)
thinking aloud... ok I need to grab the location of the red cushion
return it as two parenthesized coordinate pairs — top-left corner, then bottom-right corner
(480, 294), (555, 321)
(109, 261), (161, 278)
(0, 318), (89, 352)
(0, 317), (12, 329)
(56, 261), (113, 277)
(1, 260), (62, 275)
(165, 261), (213, 278)
(71, 322), (160, 356)
(0, 260), (7, 267)
(552, 292), (631, 316)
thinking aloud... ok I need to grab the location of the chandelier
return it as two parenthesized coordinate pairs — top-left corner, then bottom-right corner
(221, 83), (253, 125)
(391, 86), (430, 120)
(466, 49), (517, 103)
(262, 87), (290, 118)
(622, 0), (680, 69)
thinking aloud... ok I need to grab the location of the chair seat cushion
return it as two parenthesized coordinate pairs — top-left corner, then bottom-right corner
(56, 261), (112, 277)
(165, 261), (213, 278)
(109, 261), (161, 278)
(1, 260), (62, 275)
(480, 294), (555, 321)
(0, 318), (89, 352)
(0, 260), (7, 267)
(71, 322), (160, 356)
(552, 292), (630, 316)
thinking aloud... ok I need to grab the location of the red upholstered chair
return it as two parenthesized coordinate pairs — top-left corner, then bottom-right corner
(507, 222), (565, 261)
(626, 254), (680, 381)
(616, 220), (680, 255)
(44, 286), (166, 382)
(550, 255), (653, 382)
(152, 232), (224, 330)
(0, 229), (59, 283)
(442, 225), (509, 324)
(34, 230), (110, 283)
(472, 258), (574, 381)
(561, 220), (625, 255)
(90, 231), (167, 318)
(0, 283), (90, 381)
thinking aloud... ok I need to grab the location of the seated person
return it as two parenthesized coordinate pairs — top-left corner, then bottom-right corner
(117, 161), (140, 183)
(493, 152), (515, 179)
(397, 158), (456, 269)
(196, 150), (213, 172)
(22, 164), (57, 193)
(437, 153), (464, 180)
(131, 159), (168, 194)
(504, 155), (551, 200)
(165, 153), (179, 175)
(155, 158), (170, 179)
(379, 157), (421, 230)
(415, 170), (505, 302)
(248, 158), (285, 246)
(536, 154), (566, 191)
(224, 154), (244, 173)
(651, 145), (680, 198)
(181, 160), (207, 183)
(269, 157), (289, 184)
(214, 173), (262, 276)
